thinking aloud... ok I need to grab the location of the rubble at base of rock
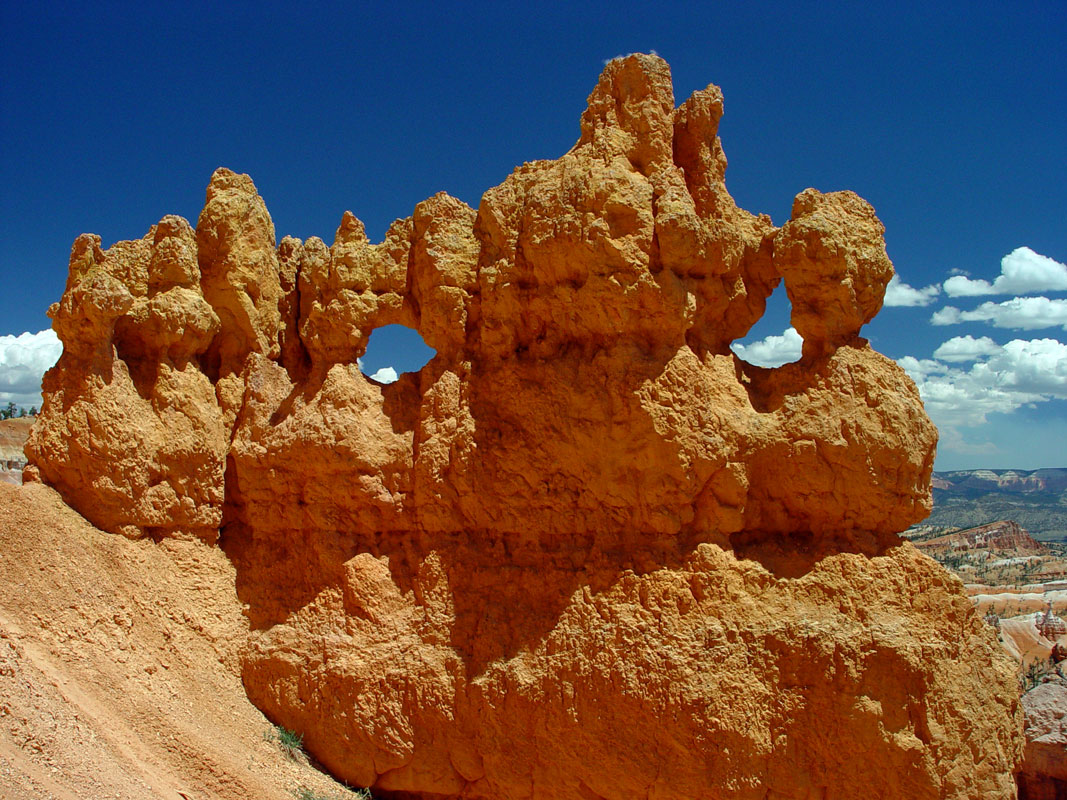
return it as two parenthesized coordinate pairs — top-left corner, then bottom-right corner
(24, 54), (1021, 798)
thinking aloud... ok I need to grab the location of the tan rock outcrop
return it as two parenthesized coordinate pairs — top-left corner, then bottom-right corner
(1018, 682), (1067, 799)
(234, 535), (1020, 800)
(776, 188), (894, 356)
(27, 218), (226, 541)
(26, 53), (1021, 798)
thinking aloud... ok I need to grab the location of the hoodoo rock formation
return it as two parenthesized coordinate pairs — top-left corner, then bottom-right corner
(25, 54), (1021, 798)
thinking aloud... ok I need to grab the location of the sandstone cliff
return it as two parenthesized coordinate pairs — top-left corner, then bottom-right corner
(24, 54), (1021, 798)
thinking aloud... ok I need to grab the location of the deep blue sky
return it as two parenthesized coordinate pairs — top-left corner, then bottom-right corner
(1, 1), (1064, 469)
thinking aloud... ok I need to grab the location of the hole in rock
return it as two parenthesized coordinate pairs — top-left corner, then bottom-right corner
(359, 324), (436, 383)
(729, 285), (801, 368)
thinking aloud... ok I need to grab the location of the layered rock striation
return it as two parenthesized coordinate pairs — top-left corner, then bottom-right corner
(26, 54), (1021, 798)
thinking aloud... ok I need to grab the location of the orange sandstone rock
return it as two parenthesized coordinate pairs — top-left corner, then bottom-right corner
(26, 53), (1020, 798)
(776, 188), (895, 352)
(28, 219), (225, 541)
(237, 538), (1020, 800)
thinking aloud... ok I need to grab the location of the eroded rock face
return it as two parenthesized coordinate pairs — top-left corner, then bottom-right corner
(233, 532), (1023, 800)
(1018, 682), (1067, 799)
(27, 54), (1021, 798)
(27, 218), (226, 540)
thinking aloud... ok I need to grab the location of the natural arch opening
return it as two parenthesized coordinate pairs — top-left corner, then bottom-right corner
(729, 284), (801, 367)
(359, 324), (436, 383)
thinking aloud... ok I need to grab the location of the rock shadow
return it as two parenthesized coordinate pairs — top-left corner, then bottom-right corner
(728, 528), (905, 580)
(223, 521), (740, 676)
(220, 336), (909, 681)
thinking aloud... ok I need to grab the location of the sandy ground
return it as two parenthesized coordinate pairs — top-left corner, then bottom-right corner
(0, 480), (361, 800)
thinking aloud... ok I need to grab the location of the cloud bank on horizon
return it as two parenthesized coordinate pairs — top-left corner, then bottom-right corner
(4, 247), (1065, 470)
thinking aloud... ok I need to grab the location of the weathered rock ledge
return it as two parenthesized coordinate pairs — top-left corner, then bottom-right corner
(25, 54), (1021, 798)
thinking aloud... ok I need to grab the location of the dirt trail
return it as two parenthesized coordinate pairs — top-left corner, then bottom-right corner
(0, 481), (358, 800)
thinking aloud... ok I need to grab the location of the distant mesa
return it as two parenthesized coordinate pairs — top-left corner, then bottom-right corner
(934, 467), (1067, 494)
(929, 467), (1067, 542)
(913, 519), (1049, 557)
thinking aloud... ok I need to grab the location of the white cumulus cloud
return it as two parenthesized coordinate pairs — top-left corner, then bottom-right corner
(930, 306), (962, 326)
(896, 355), (948, 381)
(730, 327), (803, 368)
(943, 277), (994, 296)
(900, 336), (1067, 430)
(883, 274), (940, 307)
(932, 335), (1002, 362)
(0, 329), (62, 408)
(943, 247), (1067, 297)
(369, 366), (398, 384)
(995, 338), (1067, 394)
(930, 297), (1067, 331)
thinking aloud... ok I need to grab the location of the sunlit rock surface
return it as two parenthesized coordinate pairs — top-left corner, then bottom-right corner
(27, 54), (1020, 799)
